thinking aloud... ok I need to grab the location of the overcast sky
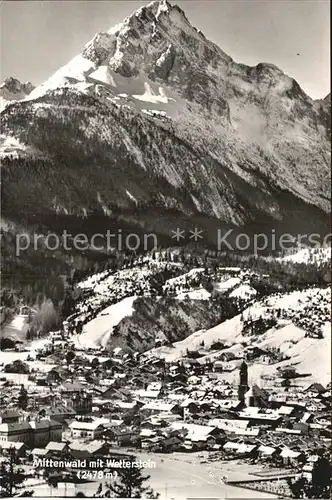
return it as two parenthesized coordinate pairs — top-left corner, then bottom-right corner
(1, 0), (330, 99)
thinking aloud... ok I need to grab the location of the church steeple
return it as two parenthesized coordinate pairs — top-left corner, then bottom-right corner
(238, 360), (249, 403)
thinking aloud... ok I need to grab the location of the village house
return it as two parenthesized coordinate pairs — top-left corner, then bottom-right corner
(277, 405), (297, 418)
(257, 444), (280, 460)
(31, 447), (49, 459)
(216, 399), (243, 411)
(69, 419), (107, 440)
(236, 442), (258, 458)
(38, 404), (76, 423)
(280, 448), (306, 467)
(113, 401), (140, 413)
(223, 441), (258, 459)
(100, 386), (118, 399)
(105, 426), (140, 447)
(304, 383), (326, 397)
(99, 378), (116, 388)
(208, 418), (250, 435)
(85, 440), (109, 457)
(160, 434), (183, 452)
(140, 435), (161, 451)
(244, 385), (269, 407)
(223, 441), (242, 454)
(68, 441), (91, 460)
(45, 441), (68, 457)
(293, 422), (311, 435)
(136, 388), (161, 399)
(213, 361), (236, 373)
(170, 422), (224, 451)
(141, 402), (182, 417)
(60, 382), (93, 414)
(0, 441), (28, 457)
(181, 399), (200, 415)
(238, 407), (282, 428)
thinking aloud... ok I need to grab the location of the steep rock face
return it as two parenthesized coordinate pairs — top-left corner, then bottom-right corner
(82, 32), (117, 66)
(0, 0), (330, 259)
(314, 93), (331, 137)
(151, 44), (176, 80)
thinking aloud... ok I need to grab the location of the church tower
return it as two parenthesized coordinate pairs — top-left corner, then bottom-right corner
(238, 360), (249, 403)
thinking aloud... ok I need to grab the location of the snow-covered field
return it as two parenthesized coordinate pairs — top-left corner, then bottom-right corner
(0, 337), (54, 366)
(176, 288), (211, 300)
(277, 246), (331, 264)
(0, 313), (30, 340)
(229, 284), (257, 299)
(0, 336), (57, 385)
(76, 296), (137, 348)
(214, 277), (241, 292)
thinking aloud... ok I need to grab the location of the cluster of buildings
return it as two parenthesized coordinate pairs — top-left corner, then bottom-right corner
(277, 289), (330, 338)
(0, 345), (330, 485)
(262, 287), (330, 339)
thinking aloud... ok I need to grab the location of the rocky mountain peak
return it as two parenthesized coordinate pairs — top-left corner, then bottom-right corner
(82, 0), (231, 78)
(125, 0), (189, 28)
(0, 77), (35, 98)
(0, 77), (35, 110)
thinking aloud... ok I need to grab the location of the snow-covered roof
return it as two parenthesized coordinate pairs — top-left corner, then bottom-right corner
(258, 445), (277, 455)
(171, 422), (216, 438)
(209, 419), (249, 431)
(229, 284), (257, 299)
(32, 448), (49, 456)
(278, 405), (295, 415)
(136, 389), (161, 399)
(280, 448), (302, 458)
(0, 441), (27, 450)
(237, 443), (257, 453)
(69, 419), (108, 430)
(223, 441), (240, 450)
(142, 402), (176, 412)
(45, 441), (67, 451)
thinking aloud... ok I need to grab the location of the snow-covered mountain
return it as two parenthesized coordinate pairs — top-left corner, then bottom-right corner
(0, 77), (35, 109)
(1, 0), (330, 258)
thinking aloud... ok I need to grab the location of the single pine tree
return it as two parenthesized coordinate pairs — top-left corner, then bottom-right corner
(102, 458), (159, 498)
(0, 449), (27, 497)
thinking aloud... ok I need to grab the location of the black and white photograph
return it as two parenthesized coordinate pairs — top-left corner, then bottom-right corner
(0, 0), (331, 498)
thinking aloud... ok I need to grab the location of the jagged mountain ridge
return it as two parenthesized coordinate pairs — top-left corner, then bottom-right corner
(0, 77), (35, 108)
(1, 0), (330, 248)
